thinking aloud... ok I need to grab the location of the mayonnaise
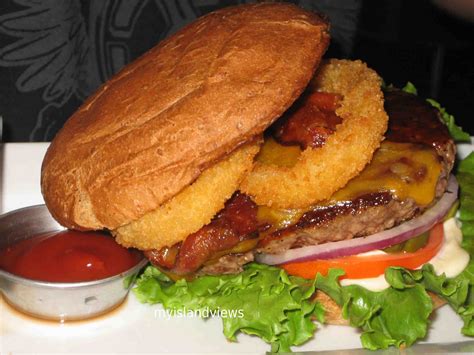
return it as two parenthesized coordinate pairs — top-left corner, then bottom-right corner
(340, 274), (390, 292)
(340, 217), (470, 292)
(430, 218), (470, 278)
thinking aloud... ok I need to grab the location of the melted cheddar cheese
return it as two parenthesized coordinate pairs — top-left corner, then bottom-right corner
(256, 140), (442, 228)
(328, 141), (442, 206)
(256, 137), (302, 168)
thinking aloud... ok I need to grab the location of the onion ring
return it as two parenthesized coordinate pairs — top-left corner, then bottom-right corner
(240, 59), (388, 208)
(114, 142), (260, 250)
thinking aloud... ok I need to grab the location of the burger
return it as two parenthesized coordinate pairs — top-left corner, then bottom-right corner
(41, 2), (473, 352)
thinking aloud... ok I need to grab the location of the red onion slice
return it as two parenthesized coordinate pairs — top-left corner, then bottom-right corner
(256, 175), (458, 265)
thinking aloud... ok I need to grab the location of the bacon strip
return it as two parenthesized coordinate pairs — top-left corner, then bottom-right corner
(145, 193), (263, 275)
(273, 92), (342, 149)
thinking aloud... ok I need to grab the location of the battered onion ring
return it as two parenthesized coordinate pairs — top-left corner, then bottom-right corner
(240, 59), (388, 209)
(114, 142), (260, 250)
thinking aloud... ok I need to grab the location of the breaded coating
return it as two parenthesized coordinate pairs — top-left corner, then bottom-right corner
(114, 143), (260, 250)
(240, 59), (388, 209)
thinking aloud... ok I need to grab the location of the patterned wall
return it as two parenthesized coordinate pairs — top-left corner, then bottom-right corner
(0, 0), (361, 141)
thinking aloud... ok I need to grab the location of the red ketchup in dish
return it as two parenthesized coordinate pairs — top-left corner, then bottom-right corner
(0, 230), (142, 282)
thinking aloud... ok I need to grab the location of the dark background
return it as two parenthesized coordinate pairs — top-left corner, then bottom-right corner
(0, 0), (473, 142)
(353, 0), (474, 136)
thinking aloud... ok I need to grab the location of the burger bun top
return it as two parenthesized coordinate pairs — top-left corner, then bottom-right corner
(41, 3), (330, 231)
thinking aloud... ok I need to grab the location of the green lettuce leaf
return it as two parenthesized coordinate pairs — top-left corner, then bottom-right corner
(401, 82), (418, 95)
(423, 263), (474, 336)
(426, 99), (471, 142)
(458, 153), (474, 254)
(315, 269), (432, 350)
(133, 263), (324, 352)
(400, 81), (470, 142)
(384, 263), (474, 337)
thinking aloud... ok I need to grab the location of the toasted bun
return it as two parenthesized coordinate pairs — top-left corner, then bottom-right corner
(41, 3), (329, 231)
(314, 291), (446, 325)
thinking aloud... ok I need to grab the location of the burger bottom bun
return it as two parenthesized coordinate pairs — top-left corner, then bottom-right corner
(314, 291), (446, 326)
(114, 142), (260, 250)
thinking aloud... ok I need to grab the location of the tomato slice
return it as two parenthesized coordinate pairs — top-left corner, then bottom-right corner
(280, 223), (444, 280)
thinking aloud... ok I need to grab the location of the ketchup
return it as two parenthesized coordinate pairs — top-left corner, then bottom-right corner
(0, 230), (142, 282)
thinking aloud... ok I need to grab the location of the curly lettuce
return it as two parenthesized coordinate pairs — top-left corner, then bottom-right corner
(459, 153), (474, 254)
(134, 263), (323, 352)
(315, 268), (432, 350)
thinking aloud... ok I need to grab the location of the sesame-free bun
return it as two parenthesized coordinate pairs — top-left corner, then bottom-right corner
(41, 3), (329, 231)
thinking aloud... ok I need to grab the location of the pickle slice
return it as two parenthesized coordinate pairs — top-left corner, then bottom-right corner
(383, 231), (430, 254)
(383, 242), (405, 253)
(403, 232), (430, 252)
(444, 200), (459, 221)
